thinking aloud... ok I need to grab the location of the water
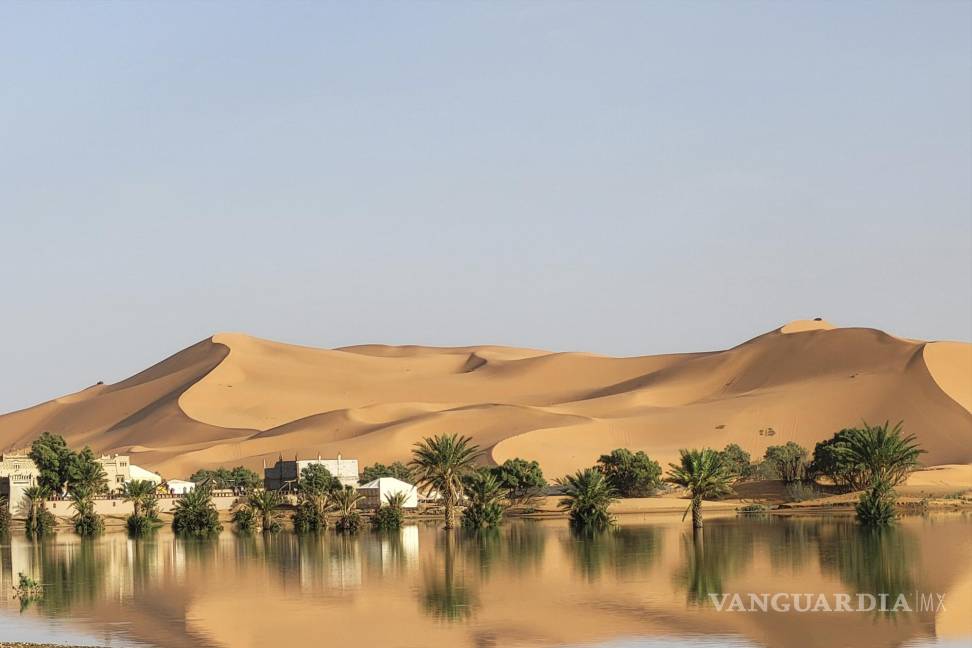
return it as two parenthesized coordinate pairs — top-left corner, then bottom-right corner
(1, 513), (969, 648)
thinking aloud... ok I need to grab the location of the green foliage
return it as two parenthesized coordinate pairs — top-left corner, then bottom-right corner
(231, 504), (257, 532)
(856, 479), (896, 526)
(809, 429), (858, 490)
(763, 442), (810, 483)
(122, 480), (161, 536)
(29, 432), (74, 494)
(410, 434), (483, 529)
(371, 492), (407, 531)
(69, 485), (104, 537)
(293, 485), (332, 533)
(0, 496), (10, 533)
(126, 513), (160, 536)
(717, 444), (755, 480)
(333, 486), (364, 533)
(359, 461), (414, 485)
(189, 466), (261, 490)
(666, 448), (735, 529)
(488, 458), (547, 507)
(23, 486), (57, 539)
(784, 481), (822, 502)
(247, 489), (282, 532)
(737, 503), (768, 514)
(462, 472), (506, 529)
(13, 572), (43, 609)
(834, 421), (924, 488)
(299, 464), (342, 494)
(172, 487), (222, 536)
(596, 448), (663, 497)
(66, 447), (107, 493)
(557, 468), (617, 530)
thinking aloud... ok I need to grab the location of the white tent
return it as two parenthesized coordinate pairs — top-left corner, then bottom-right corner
(358, 477), (418, 509)
(129, 464), (163, 485)
(166, 479), (196, 495)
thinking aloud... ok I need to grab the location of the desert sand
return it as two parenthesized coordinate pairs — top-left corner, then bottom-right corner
(0, 320), (969, 483)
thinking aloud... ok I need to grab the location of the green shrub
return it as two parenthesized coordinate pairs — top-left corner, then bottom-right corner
(461, 473), (505, 529)
(737, 503), (768, 514)
(856, 480), (896, 526)
(371, 492), (407, 531)
(596, 448), (662, 497)
(172, 488), (222, 536)
(763, 443), (810, 483)
(489, 458), (547, 507)
(231, 505), (257, 532)
(359, 461), (414, 485)
(558, 469), (617, 530)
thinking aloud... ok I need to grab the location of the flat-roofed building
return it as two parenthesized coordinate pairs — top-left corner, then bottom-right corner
(264, 454), (359, 491)
(98, 454), (132, 492)
(0, 453), (40, 514)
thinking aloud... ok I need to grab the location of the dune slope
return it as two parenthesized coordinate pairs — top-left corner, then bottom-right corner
(0, 321), (969, 480)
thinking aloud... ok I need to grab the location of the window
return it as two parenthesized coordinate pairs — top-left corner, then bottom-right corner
(116, 475), (125, 483)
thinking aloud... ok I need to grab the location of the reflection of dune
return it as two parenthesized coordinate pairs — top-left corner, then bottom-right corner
(0, 321), (969, 482)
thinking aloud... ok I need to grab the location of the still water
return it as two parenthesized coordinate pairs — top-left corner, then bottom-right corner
(1, 513), (970, 648)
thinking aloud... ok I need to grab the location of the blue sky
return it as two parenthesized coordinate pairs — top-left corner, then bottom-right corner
(0, 1), (969, 412)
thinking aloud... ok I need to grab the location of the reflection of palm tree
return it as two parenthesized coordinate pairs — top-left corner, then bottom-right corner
(421, 532), (477, 621)
(674, 524), (754, 605)
(504, 522), (547, 574)
(563, 525), (662, 582)
(818, 521), (917, 603)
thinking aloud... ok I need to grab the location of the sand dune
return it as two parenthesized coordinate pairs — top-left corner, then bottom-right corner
(0, 321), (969, 481)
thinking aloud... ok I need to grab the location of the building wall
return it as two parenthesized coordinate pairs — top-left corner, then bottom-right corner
(0, 453), (40, 515)
(97, 455), (132, 492)
(41, 495), (241, 519)
(264, 456), (359, 490)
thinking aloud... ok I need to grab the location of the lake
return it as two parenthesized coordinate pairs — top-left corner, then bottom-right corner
(1, 513), (970, 648)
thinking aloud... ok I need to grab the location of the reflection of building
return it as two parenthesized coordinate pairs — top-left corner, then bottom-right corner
(358, 477), (418, 509)
(264, 454), (359, 491)
(0, 453), (40, 514)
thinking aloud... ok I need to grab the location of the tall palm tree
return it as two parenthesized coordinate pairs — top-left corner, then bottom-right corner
(409, 434), (482, 529)
(121, 480), (156, 518)
(23, 486), (53, 539)
(666, 448), (735, 530)
(69, 484), (104, 536)
(248, 489), (282, 532)
(557, 468), (618, 530)
(333, 486), (365, 533)
(835, 421), (924, 488)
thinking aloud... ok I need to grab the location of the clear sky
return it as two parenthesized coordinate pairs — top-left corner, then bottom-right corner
(1, 1), (970, 413)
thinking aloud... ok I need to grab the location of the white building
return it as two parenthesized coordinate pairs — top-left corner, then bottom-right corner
(129, 464), (163, 486)
(166, 479), (196, 495)
(357, 477), (418, 509)
(264, 454), (359, 491)
(0, 453), (40, 514)
(97, 454), (132, 491)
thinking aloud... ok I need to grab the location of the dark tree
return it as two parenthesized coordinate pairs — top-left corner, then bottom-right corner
(596, 448), (662, 497)
(359, 461), (414, 485)
(29, 432), (75, 494)
(489, 458), (547, 506)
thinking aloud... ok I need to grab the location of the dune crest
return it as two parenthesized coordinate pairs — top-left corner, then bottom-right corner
(0, 324), (969, 479)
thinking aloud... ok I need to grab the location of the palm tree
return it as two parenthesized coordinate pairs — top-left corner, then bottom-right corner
(248, 489), (282, 532)
(557, 468), (618, 530)
(462, 472), (506, 529)
(121, 480), (156, 519)
(835, 421), (924, 488)
(293, 487), (332, 533)
(372, 491), (408, 531)
(666, 448), (735, 530)
(409, 434), (482, 529)
(69, 484), (104, 536)
(332, 486), (364, 533)
(23, 486), (54, 539)
(172, 487), (222, 536)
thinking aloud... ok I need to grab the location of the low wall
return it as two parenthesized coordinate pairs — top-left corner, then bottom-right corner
(15, 495), (241, 520)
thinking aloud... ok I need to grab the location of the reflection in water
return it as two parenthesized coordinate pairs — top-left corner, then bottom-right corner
(0, 516), (965, 648)
(420, 531), (477, 622)
(563, 525), (662, 582)
(818, 523), (918, 601)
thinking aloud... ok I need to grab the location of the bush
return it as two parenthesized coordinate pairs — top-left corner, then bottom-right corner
(231, 505), (257, 532)
(737, 503), (768, 514)
(359, 461), (414, 485)
(461, 473), (505, 529)
(172, 488), (222, 536)
(0, 496), (10, 533)
(784, 482), (822, 502)
(300, 464), (342, 494)
(763, 443), (810, 483)
(717, 444), (755, 480)
(596, 448), (662, 497)
(856, 480), (896, 526)
(372, 492), (407, 531)
(558, 469), (617, 530)
(335, 511), (362, 533)
(489, 458), (547, 507)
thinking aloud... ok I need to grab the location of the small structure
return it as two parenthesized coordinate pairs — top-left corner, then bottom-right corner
(357, 477), (418, 510)
(129, 464), (163, 486)
(0, 453), (40, 513)
(264, 454), (359, 491)
(166, 479), (196, 495)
